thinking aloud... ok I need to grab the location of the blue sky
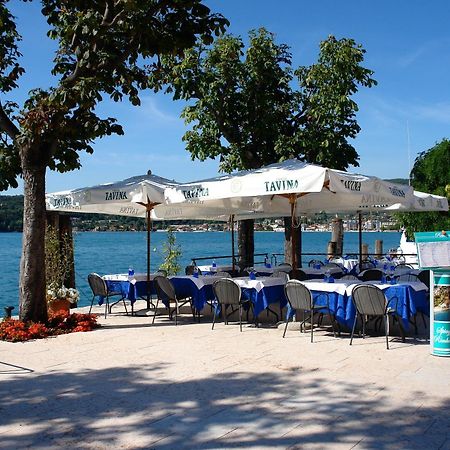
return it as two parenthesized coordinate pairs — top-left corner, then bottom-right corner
(4, 0), (450, 194)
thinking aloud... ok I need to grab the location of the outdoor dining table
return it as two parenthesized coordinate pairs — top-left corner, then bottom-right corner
(169, 275), (222, 311)
(197, 265), (234, 275)
(232, 276), (287, 318)
(102, 273), (157, 304)
(250, 265), (343, 280)
(300, 279), (429, 329)
(250, 266), (281, 276)
(340, 258), (359, 272)
(301, 266), (344, 279)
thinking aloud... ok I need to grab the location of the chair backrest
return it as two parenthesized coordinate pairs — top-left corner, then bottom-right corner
(324, 261), (343, 269)
(418, 270), (431, 288)
(329, 257), (344, 264)
(88, 273), (108, 297)
(396, 273), (420, 282)
(289, 269), (307, 281)
(358, 269), (383, 282)
(271, 271), (290, 283)
(215, 271), (231, 278)
(352, 284), (387, 316)
(213, 279), (241, 306)
(185, 265), (202, 275)
(225, 269), (241, 278)
(341, 274), (359, 281)
(394, 263), (413, 273)
(359, 259), (376, 271)
(308, 259), (323, 267)
(322, 263), (344, 275)
(154, 275), (176, 302)
(156, 269), (168, 277)
(284, 280), (313, 310)
(277, 263), (292, 273)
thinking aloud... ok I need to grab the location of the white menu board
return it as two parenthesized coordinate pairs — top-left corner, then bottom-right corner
(417, 241), (450, 268)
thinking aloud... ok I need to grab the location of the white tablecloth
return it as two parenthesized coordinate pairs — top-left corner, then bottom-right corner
(197, 265), (234, 273)
(302, 279), (428, 297)
(103, 272), (158, 284)
(302, 267), (343, 276)
(170, 275), (225, 290)
(233, 276), (285, 293)
(329, 258), (359, 271)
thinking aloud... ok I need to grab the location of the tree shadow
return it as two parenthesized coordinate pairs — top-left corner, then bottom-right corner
(1, 361), (449, 449)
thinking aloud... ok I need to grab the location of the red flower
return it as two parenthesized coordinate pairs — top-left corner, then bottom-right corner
(0, 313), (100, 342)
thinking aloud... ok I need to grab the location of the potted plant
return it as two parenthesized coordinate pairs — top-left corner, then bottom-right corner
(158, 228), (182, 275)
(46, 286), (80, 314)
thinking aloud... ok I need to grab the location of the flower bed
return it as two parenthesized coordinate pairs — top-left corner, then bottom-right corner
(0, 312), (100, 342)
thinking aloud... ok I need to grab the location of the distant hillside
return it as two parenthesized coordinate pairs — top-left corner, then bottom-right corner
(0, 195), (220, 232)
(0, 195), (23, 231)
(385, 178), (409, 185)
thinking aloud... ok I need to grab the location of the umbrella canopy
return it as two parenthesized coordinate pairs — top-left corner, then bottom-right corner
(165, 159), (415, 215)
(386, 190), (449, 212)
(165, 159), (417, 268)
(45, 173), (259, 221)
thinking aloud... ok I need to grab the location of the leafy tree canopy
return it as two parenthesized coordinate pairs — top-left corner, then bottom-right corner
(0, 0), (228, 322)
(0, 0), (229, 190)
(410, 138), (450, 197)
(153, 28), (377, 172)
(396, 138), (450, 237)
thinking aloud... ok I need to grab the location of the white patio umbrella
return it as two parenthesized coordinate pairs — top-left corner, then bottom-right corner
(46, 173), (183, 307)
(165, 159), (416, 268)
(46, 172), (264, 305)
(385, 190), (449, 212)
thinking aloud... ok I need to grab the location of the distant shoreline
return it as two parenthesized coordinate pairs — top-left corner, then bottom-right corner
(0, 229), (401, 234)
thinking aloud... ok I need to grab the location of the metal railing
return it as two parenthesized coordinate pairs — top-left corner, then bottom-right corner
(192, 251), (417, 267)
(191, 252), (270, 267)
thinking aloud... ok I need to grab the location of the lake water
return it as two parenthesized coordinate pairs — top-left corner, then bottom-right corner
(0, 230), (401, 313)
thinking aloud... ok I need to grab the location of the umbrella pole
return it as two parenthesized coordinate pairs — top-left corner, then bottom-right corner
(147, 208), (151, 310)
(231, 215), (236, 272)
(290, 196), (297, 270)
(358, 212), (362, 270)
(298, 222), (302, 268)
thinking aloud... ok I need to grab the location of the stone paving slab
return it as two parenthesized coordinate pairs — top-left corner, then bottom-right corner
(0, 302), (449, 449)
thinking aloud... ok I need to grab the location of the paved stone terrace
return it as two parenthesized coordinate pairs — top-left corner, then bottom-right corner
(1, 302), (449, 450)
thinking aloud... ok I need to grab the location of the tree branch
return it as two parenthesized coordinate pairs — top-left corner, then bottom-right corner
(0, 102), (19, 139)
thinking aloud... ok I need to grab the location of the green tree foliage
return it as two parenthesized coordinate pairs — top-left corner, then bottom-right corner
(0, 1), (228, 322)
(154, 28), (376, 171)
(396, 139), (450, 237)
(0, 195), (23, 231)
(154, 28), (376, 266)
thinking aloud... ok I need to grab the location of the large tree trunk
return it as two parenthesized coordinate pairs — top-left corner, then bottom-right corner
(19, 162), (48, 322)
(238, 219), (254, 269)
(284, 217), (302, 268)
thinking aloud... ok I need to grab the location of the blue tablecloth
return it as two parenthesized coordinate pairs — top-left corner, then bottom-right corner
(345, 284), (428, 329)
(241, 284), (287, 317)
(286, 291), (339, 323)
(286, 282), (429, 330)
(104, 280), (157, 305)
(170, 277), (215, 311)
